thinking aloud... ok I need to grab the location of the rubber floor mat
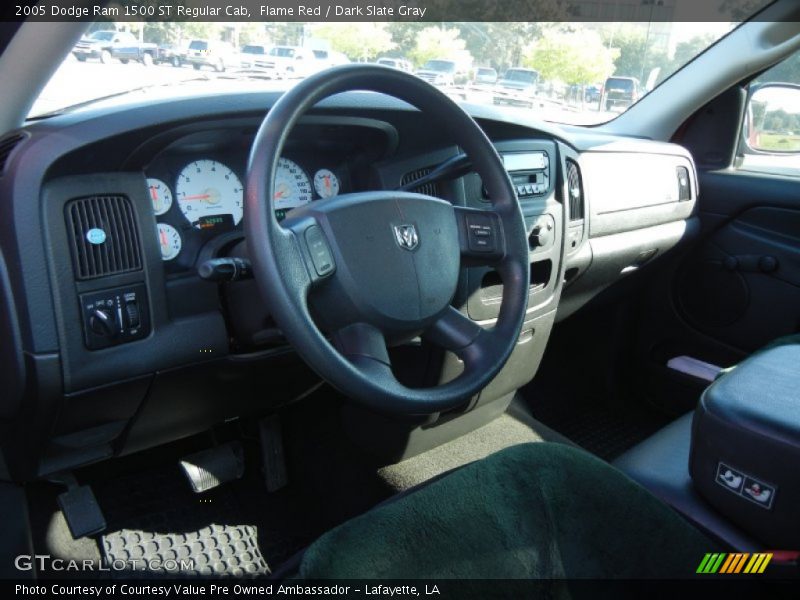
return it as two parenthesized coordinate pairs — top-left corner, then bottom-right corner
(526, 393), (671, 461)
(103, 524), (268, 577)
(94, 464), (271, 577)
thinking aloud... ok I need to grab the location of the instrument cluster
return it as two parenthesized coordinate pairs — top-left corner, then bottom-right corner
(144, 146), (347, 272)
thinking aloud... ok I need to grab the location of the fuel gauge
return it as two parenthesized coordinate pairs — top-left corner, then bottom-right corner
(157, 223), (182, 261)
(146, 178), (173, 216)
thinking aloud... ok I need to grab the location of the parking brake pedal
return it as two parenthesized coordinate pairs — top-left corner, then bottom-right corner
(179, 442), (244, 493)
(57, 483), (107, 539)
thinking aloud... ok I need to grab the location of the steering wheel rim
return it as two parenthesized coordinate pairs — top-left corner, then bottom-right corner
(245, 64), (529, 416)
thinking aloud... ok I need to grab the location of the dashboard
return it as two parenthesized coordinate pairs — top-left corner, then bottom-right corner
(0, 88), (698, 481)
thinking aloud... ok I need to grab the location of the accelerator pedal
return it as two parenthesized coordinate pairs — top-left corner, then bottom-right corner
(179, 442), (244, 494)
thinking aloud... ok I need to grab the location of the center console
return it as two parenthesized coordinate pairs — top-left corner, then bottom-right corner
(446, 140), (566, 407)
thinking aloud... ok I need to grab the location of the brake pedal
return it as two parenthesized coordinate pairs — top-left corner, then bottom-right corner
(179, 441), (244, 493)
(259, 415), (287, 492)
(57, 485), (106, 539)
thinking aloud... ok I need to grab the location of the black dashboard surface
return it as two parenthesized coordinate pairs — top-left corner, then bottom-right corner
(0, 87), (698, 479)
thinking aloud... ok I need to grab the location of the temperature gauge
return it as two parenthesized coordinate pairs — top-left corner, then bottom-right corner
(146, 178), (173, 216)
(313, 169), (340, 199)
(156, 223), (182, 261)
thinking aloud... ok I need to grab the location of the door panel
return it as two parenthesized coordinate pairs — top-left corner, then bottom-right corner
(677, 204), (800, 352)
(633, 169), (800, 414)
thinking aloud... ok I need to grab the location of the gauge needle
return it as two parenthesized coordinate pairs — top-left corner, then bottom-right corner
(150, 186), (158, 201)
(182, 194), (211, 201)
(159, 230), (168, 246)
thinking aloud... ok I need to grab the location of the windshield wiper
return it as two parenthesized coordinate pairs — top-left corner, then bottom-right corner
(27, 75), (213, 120)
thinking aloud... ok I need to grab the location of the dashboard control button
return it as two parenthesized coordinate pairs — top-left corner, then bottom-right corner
(466, 214), (496, 253)
(125, 302), (141, 329)
(81, 285), (150, 350)
(89, 308), (118, 337)
(305, 225), (334, 277)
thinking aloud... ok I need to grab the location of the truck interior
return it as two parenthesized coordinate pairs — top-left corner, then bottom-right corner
(1, 0), (799, 583)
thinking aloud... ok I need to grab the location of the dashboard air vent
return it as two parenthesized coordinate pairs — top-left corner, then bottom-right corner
(65, 195), (143, 280)
(401, 167), (440, 198)
(566, 160), (584, 222)
(0, 133), (25, 175)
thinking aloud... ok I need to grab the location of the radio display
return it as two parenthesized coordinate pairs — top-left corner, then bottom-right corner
(503, 152), (547, 172)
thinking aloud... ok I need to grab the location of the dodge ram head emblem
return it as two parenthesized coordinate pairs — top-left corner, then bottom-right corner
(393, 224), (419, 251)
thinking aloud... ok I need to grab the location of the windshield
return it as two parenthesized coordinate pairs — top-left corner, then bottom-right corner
(34, 20), (748, 124)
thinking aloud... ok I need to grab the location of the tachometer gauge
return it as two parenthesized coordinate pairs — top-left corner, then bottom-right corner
(175, 160), (243, 227)
(313, 169), (340, 199)
(157, 223), (182, 261)
(146, 178), (173, 216)
(273, 158), (312, 210)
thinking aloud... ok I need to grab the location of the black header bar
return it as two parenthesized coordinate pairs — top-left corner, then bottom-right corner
(2, 0), (777, 23)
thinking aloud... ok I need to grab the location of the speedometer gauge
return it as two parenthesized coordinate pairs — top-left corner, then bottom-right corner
(175, 160), (243, 228)
(146, 178), (173, 215)
(273, 158), (312, 210)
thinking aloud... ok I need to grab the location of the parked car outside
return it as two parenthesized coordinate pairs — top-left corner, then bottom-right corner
(312, 49), (351, 69)
(259, 46), (319, 78)
(602, 76), (642, 111)
(184, 39), (240, 72)
(416, 59), (468, 86)
(72, 30), (157, 66)
(494, 67), (540, 107)
(585, 83), (603, 103)
(472, 67), (498, 86)
(156, 44), (186, 68)
(376, 57), (413, 72)
(240, 43), (270, 69)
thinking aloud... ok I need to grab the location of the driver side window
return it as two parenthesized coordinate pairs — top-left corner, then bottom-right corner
(737, 51), (800, 177)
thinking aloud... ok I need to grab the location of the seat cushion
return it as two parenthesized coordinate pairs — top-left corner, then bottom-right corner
(298, 442), (713, 579)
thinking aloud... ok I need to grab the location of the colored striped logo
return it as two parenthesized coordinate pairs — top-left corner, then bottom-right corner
(696, 553), (772, 574)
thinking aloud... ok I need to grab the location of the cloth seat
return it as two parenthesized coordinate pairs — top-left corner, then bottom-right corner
(295, 443), (713, 579)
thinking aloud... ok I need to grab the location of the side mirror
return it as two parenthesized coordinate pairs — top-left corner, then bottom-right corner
(745, 83), (800, 154)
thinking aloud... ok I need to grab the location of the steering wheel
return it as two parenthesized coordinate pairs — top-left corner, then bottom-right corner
(245, 65), (529, 415)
